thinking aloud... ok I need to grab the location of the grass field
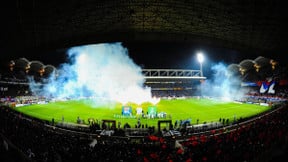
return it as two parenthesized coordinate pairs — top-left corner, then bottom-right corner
(13, 98), (270, 128)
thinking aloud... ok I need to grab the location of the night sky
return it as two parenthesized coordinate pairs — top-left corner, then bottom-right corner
(23, 42), (277, 67)
(0, 41), (285, 79)
(0, 1), (286, 79)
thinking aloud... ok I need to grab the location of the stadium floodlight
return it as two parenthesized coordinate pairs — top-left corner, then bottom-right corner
(197, 52), (204, 76)
(197, 52), (204, 63)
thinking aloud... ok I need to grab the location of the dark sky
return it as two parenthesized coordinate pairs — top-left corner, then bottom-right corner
(122, 41), (246, 69)
(0, 1), (286, 77)
(0, 41), (285, 79)
(6, 42), (247, 67)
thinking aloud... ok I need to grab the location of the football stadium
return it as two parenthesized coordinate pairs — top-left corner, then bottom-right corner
(1, 44), (287, 162)
(1, 1), (288, 162)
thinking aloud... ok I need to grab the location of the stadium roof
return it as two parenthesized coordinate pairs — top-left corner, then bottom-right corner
(1, 0), (288, 66)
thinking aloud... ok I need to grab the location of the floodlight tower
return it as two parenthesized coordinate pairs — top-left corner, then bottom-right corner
(197, 52), (204, 77)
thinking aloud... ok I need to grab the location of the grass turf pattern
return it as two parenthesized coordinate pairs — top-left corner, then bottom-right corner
(13, 98), (270, 128)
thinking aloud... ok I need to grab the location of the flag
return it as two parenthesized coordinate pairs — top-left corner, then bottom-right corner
(260, 82), (269, 93)
(268, 81), (275, 94)
(259, 77), (276, 94)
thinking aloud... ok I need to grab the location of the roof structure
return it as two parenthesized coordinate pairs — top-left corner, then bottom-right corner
(2, 0), (287, 56)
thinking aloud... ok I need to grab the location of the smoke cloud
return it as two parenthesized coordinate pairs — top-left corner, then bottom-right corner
(200, 62), (246, 100)
(29, 43), (159, 106)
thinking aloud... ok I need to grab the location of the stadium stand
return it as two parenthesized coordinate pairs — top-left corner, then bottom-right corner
(1, 102), (287, 162)
(145, 78), (200, 98)
(2, 1), (288, 161)
(1, 57), (288, 162)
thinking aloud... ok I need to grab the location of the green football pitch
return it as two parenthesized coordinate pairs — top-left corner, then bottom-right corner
(13, 98), (270, 128)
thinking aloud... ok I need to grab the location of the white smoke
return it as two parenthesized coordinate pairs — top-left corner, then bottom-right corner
(29, 43), (159, 106)
(201, 63), (246, 100)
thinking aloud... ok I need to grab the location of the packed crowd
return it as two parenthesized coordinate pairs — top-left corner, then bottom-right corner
(1, 64), (288, 161)
(1, 103), (287, 162)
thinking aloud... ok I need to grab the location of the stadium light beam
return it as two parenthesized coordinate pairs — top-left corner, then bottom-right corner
(197, 52), (204, 77)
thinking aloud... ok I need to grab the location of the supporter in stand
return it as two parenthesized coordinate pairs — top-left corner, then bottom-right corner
(1, 103), (287, 162)
(0, 57), (287, 161)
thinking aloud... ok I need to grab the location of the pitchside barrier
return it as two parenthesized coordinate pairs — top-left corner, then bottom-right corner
(186, 122), (223, 134)
(175, 103), (286, 142)
(2, 102), (286, 143)
(56, 122), (90, 132)
(124, 128), (150, 136)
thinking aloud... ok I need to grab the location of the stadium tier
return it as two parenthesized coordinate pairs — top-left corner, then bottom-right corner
(2, 0), (288, 161)
(1, 59), (288, 162)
